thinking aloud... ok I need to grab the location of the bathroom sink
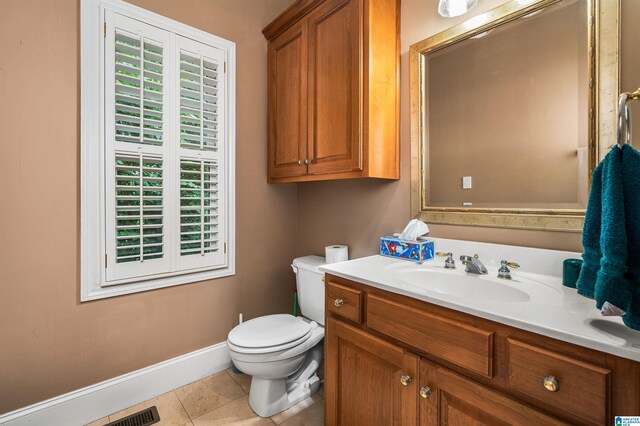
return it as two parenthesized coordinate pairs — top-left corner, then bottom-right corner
(384, 262), (562, 304)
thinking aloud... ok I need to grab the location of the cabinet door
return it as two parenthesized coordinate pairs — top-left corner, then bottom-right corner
(307, 0), (361, 175)
(267, 21), (308, 180)
(325, 317), (418, 426)
(419, 359), (569, 426)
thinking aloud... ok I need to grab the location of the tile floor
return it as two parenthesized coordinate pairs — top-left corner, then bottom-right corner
(85, 369), (324, 426)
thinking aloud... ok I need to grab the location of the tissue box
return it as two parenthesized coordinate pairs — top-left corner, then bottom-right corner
(379, 236), (435, 263)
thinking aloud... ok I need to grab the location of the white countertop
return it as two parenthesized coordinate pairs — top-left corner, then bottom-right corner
(319, 238), (640, 362)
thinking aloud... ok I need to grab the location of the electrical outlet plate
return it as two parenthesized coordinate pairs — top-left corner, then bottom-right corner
(462, 176), (472, 189)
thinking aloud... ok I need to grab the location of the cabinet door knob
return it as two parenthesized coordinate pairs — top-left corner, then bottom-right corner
(298, 160), (304, 165)
(304, 159), (311, 165)
(334, 298), (344, 307)
(400, 375), (412, 386)
(419, 386), (432, 399)
(542, 376), (559, 392)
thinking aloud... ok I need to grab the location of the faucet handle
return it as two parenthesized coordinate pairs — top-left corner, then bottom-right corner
(436, 252), (456, 269)
(498, 260), (520, 280)
(503, 260), (520, 269)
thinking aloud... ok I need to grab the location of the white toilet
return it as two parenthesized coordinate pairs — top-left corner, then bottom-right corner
(226, 256), (326, 417)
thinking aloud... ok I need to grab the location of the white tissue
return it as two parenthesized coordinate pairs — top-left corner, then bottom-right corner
(398, 219), (429, 241)
(325, 245), (349, 263)
(600, 301), (626, 317)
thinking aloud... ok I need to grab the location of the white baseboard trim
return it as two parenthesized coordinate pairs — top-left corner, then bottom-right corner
(0, 342), (232, 426)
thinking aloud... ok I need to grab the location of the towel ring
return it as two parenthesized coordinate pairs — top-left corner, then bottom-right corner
(617, 88), (640, 149)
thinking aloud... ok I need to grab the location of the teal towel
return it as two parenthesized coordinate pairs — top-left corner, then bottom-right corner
(576, 156), (603, 299)
(619, 145), (640, 329)
(577, 145), (640, 330)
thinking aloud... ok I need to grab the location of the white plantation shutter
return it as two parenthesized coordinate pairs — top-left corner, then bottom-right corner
(81, 0), (235, 299)
(178, 158), (224, 269)
(178, 50), (221, 151)
(113, 153), (165, 261)
(176, 37), (226, 270)
(105, 12), (171, 282)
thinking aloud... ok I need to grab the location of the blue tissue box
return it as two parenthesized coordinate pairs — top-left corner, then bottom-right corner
(379, 236), (435, 263)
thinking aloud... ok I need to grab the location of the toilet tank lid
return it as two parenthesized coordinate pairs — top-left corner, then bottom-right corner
(292, 255), (326, 273)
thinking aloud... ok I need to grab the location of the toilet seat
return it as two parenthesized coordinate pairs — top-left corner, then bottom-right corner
(228, 324), (324, 364)
(227, 331), (312, 354)
(227, 314), (313, 353)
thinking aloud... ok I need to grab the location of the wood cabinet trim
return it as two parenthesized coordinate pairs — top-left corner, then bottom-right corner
(366, 293), (495, 378)
(506, 338), (611, 425)
(263, 0), (325, 41)
(326, 281), (362, 323)
(423, 359), (571, 425)
(306, 0), (362, 175)
(267, 21), (308, 181)
(326, 317), (419, 425)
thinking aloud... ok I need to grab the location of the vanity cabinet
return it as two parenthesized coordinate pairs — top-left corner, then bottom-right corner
(326, 317), (418, 424)
(419, 359), (568, 425)
(324, 276), (640, 426)
(262, 0), (399, 183)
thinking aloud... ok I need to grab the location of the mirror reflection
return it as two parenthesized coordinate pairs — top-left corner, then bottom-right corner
(423, 0), (590, 210)
(621, 0), (640, 148)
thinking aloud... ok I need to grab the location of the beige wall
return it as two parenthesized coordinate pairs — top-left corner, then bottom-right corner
(296, 0), (583, 260)
(0, 0), (295, 414)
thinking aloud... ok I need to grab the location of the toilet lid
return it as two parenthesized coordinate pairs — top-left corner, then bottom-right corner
(228, 314), (312, 349)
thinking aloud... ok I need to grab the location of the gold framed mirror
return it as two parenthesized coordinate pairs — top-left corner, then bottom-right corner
(410, 0), (601, 232)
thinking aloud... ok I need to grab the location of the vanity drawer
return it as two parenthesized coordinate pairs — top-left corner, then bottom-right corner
(506, 338), (611, 425)
(366, 294), (494, 377)
(326, 281), (362, 323)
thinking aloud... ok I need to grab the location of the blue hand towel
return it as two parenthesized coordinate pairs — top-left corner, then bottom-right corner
(577, 144), (640, 330)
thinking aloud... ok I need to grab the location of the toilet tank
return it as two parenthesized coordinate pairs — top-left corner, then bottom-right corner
(291, 256), (326, 326)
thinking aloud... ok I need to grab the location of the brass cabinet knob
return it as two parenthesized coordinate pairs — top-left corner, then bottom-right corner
(543, 376), (559, 392)
(400, 375), (412, 386)
(419, 386), (432, 399)
(334, 299), (344, 307)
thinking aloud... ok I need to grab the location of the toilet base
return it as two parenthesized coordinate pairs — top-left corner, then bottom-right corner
(249, 373), (321, 417)
(248, 342), (323, 417)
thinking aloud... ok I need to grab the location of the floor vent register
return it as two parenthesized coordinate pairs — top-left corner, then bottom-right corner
(104, 406), (160, 426)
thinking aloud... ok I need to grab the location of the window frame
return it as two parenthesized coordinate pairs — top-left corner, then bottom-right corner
(81, 0), (236, 301)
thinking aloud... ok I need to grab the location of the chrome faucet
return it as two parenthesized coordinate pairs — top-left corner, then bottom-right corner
(460, 254), (488, 275)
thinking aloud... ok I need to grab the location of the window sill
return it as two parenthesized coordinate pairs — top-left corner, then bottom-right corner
(80, 266), (235, 301)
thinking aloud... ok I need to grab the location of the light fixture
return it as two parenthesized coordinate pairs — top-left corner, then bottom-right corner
(438, 0), (479, 18)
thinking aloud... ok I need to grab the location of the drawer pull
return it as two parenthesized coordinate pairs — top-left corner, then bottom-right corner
(542, 376), (559, 392)
(400, 375), (412, 386)
(419, 386), (432, 399)
(334, 298), (344, 307)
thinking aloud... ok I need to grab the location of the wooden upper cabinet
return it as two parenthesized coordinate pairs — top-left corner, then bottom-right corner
(263, 0), (400, 183)
(268, 21), (308, 179)
(307, 0), (361, 175)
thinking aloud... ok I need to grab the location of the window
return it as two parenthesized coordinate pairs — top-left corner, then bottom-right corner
(81, 0), (235, 301)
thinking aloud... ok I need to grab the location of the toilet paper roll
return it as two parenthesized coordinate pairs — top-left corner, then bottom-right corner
(325, 245), (349, 264)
